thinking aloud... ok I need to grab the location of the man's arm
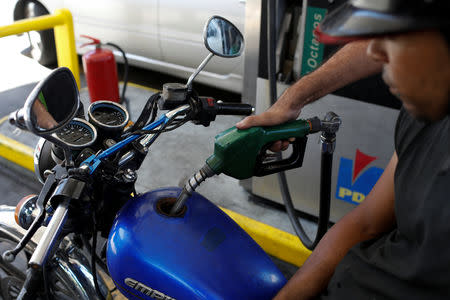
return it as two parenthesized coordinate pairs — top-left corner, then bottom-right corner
(274, 152), (398, 300)
(237, 40), (382, 130)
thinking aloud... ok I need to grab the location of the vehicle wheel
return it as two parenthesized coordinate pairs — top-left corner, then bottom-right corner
(23, 1), (57, 66)
(0, 233), (79, 299)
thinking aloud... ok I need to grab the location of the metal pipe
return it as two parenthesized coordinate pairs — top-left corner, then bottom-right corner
(186, 53), (214, 88)
(171, 164), (215, 215)
(0, 9), (80, 88)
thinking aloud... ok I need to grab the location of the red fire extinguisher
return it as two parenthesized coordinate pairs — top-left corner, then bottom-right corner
(81, 35), (120, 103)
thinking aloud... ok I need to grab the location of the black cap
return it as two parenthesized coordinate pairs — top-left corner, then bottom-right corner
(315, 0), (450, 44)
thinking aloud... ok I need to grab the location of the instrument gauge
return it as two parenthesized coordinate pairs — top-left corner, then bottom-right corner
(53, 118), (97, 149)
(88, 101), (129, 132)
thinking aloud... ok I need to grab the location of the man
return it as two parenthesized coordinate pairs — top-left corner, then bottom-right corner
(237, 0), (449, 299)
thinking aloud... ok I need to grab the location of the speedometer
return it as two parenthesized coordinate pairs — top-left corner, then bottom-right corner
(88, 101), (129, 132)
(53, 118), (97, 149)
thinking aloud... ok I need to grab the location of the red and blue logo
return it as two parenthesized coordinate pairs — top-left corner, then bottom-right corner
(336, 149), (384, 205)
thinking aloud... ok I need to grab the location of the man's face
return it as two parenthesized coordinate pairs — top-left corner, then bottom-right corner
(367, 30), (450, 121)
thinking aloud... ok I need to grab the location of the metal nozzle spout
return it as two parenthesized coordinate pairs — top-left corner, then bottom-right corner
(170, 164), (215, 215)
(170, 187), (191, 215)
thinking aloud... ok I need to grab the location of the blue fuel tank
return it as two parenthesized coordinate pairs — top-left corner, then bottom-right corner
(107, 187), (286, 299)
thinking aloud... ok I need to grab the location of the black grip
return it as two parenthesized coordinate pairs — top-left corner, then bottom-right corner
(216, 103), (253, 116)
(254, 136), (308, 177)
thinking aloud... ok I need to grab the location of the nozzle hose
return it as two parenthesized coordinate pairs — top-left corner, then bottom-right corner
(170, 164), (215, 215)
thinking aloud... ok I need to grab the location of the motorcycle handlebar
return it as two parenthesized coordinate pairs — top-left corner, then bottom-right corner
(216, 102), (254, 116)
(9, 108), (27, 130)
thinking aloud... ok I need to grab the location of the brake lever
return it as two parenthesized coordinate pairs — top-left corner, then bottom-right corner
(2, 172), (57, 263)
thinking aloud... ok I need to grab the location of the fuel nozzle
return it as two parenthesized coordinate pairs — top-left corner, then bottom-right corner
(170, 164), (216, 215)
(171, 117), (326, 214)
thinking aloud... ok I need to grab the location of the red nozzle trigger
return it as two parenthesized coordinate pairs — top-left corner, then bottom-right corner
(80, 35), (101, 48)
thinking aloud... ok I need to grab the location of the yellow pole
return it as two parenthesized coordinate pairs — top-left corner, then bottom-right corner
(0, 8), (80, 88)
(53, 9), (80, 88)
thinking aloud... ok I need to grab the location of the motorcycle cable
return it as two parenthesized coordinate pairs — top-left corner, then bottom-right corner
(132, 116), (189, 135)
(91, 210), (106, 300)
(105, 109), (189, 183)
(42, 263), (51, 300)
(124, 92), (160, 136)
(112, 93), (161, 165)
(81, 235), (108, 272)
(124, 87), (197, 138)
(134, 108), (190, 150)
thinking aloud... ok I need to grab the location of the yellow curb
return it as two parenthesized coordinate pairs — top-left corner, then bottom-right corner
(0, 133), (34, 172)
(0, 135), (310, 267)
(221, 207), (311, 267)
(0, 116), (8, 125)
(80, 83), (159, 95)
(122, 82), (160, 94)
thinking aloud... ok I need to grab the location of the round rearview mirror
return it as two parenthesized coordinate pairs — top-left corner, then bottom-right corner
(204, 16), (244, 58)
(24, 67), (80, 134)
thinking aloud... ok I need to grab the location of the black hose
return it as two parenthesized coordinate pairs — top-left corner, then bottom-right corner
(267, 0), (332, 250)
(105, 42), (130, 114)
(82, 235), (108, 273)
(279, 152), (332, 250)
(317, 152), (333, 242)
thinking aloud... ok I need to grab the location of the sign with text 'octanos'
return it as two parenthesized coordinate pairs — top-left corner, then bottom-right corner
(301, 6), (327, 76)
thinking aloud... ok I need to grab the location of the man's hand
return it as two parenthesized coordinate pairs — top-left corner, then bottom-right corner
(235, 101), (301, 130)
(236, 108), (299, 151)
(236, 88), (303, 151)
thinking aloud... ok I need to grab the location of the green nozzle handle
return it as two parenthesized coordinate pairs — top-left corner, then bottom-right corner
(206, 118), (315, 179)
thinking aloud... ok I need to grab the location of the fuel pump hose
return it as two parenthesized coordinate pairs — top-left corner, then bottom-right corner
(267, 1), (335, 251)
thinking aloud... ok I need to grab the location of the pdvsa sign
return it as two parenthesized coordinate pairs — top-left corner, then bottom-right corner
(336, 149), (384, 205)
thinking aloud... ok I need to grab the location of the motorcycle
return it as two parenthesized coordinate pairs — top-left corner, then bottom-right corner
(0, 16), (339, 300)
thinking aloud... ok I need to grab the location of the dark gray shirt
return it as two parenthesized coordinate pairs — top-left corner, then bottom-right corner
(322, 108), (450, 299)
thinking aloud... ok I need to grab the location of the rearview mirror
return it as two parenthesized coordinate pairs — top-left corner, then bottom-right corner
(186, 16), (244, 88)
(204, 16), (244, 58)
(12, 67), (80, 134)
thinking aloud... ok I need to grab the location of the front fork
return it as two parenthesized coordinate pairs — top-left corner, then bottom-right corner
(17, 198), (70, 300)
(0, 206), (108, 300)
